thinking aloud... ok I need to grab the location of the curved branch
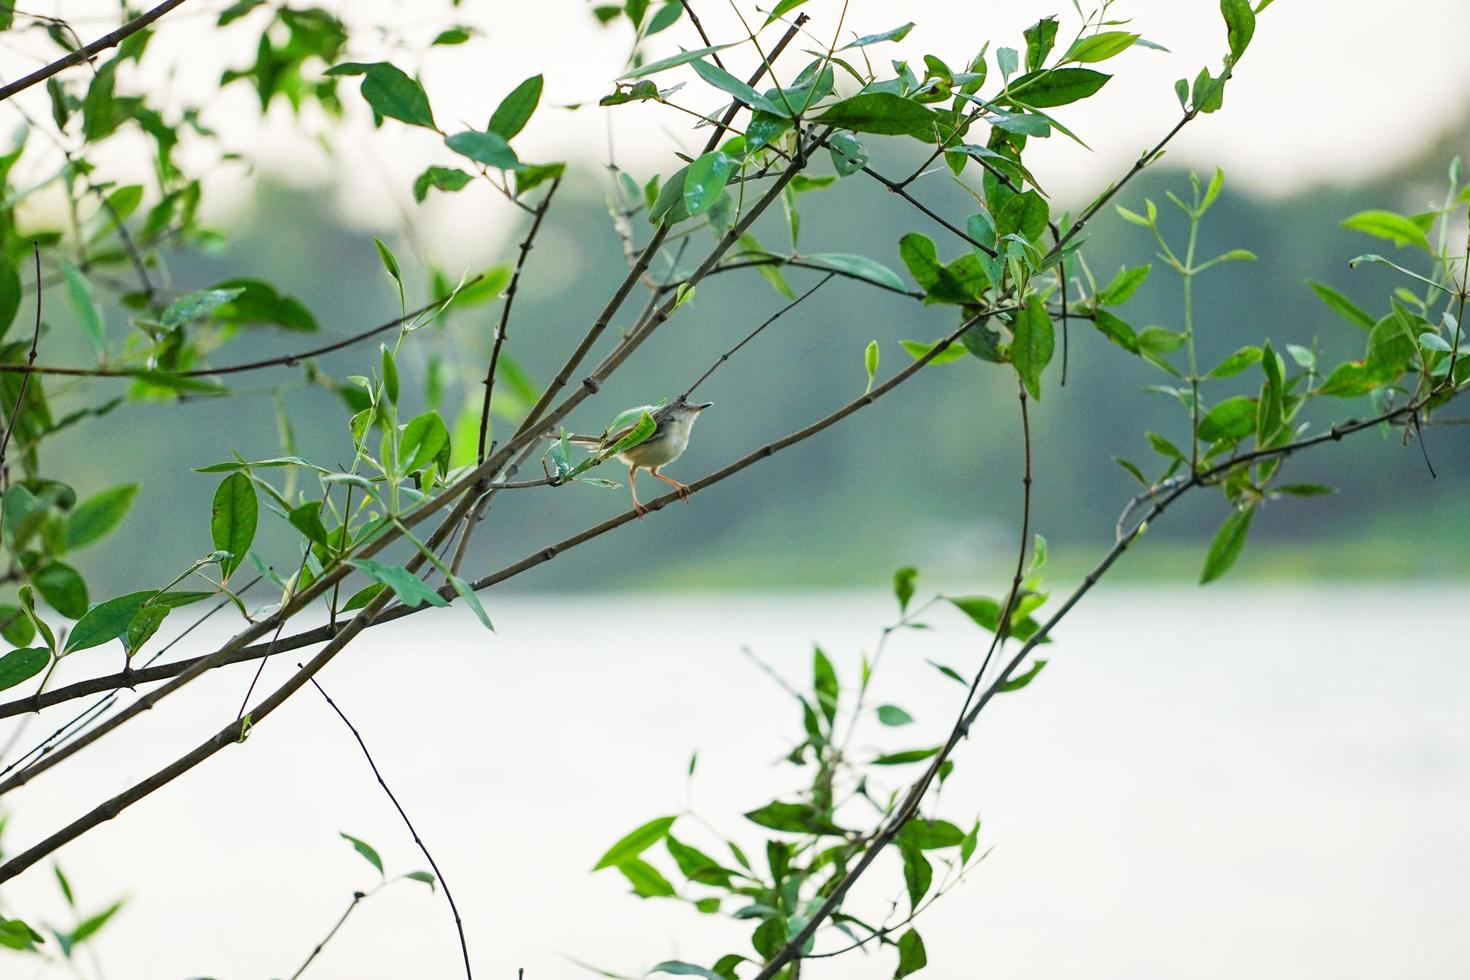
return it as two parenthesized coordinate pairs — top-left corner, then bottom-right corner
(0, 280), (478, 380)
(0, 0), (193, 102)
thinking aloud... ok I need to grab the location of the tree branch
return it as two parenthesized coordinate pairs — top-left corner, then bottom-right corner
(0, 0), (193, 102)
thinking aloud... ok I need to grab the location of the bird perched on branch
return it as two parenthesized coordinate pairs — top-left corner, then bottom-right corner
(556, 397), (712, 516)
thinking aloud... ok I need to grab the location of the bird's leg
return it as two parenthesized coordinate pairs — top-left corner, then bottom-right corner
(629, 464), (647, 518)
(649, 467), (692, 501)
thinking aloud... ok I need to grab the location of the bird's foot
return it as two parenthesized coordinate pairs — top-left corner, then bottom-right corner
(675, 481), (691, 501)
(633, 500), (648, 519)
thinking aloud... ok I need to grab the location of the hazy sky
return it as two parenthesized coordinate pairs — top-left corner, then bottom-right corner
(6, 1), (1470, 258)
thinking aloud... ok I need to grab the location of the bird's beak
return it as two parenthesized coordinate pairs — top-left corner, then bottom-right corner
(691, 401), (713, 411)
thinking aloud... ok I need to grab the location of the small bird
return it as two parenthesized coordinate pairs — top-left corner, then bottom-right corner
(560, 397), (712, 516)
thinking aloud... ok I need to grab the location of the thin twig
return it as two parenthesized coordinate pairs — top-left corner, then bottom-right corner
(0, 0), (193, 101)
(288, 886), (375, 980)
(0, 281), (481, 379)
(477, 179), (561, 463)
(680, 273), (833, 399)
(308, 675), (472, 978)
(0, 244), (43, 545)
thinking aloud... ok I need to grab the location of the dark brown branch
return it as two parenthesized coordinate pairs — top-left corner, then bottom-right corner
(511, 14), (809, 444)
(0, 579), (260, 783)
(0, 244), (43, 543)
(751, 388), (1464, 980)
(0, 305), (1002, 747)
(680, 272), (833, 399)
(751, 375), (1033, 980)
(0, 0), (193, 102)
(309, 675), (471, 978)
(0, 280), (480, 379)
(288, 885), (374, 980)
(477, 179), (560, 463)
(675, 257), (925, 300)
(678, 0), (728, 71)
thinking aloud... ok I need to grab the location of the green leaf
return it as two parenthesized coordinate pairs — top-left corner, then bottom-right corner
(593, 816), (677, 870)
(1091, 310), (1139, 353)
(900, 338), (969, 366)
(803, 252), (906, 292)
(896, 928), (928, 977)
(1200, 506), (1255, 584)
(288, 501), (329, 546)
(815, 93), (937, 138)
(341, 584), (386, 611)
(682, 151), (737, 218)
(64, 484), (138, 552)
(0, 604), (36, 646)
(1011, 294), (1055, 399)
(864, 340), (880, 392)
(488, 74), (543, 139)
(828, 130), (868, 175)
(1197, 396), (1257, 442)
(60, 259), (105, 355)
(877, 704), (914, 726)
(380, 342), (400, 403)
(1062, 31), (1140, 64)
(401, 411), (450, 476)
(898, 818), (966, 849)
(0, 647), (50, 693)
(617, 44), (735, 80)
(347, 558), (449, 609)
(651, 962), (725, 980)
(448, 574), (493, 630)
(616, 858), (676, 898)
(900, 843), (932, 911)
(403, 869), (437, 888)
(210, 474), (257, 581)
(764, 0), (809, 25)
(893, 565), (917, 612)
(744, 801), (846, 835)
(1023, 16), (1059, 71)
(161, 288), (245, 328)
(412, 166), (473, 203)
(649, 166), (691, 226)
(1365, 311), (1418, 375)
(1207, 345), (1263, 379)
(998, 658), (1048, 692)
(813, 647), (838, 724)
(124, 603), (170, 655)
(1273, 483), (1335, 497)
(1341, 210), (1432, 252)
(0, 261), (21, 343)
(1096, 265), (1151, 305)
(210, 278), (318, 332)
(996, 190), (1049, 244)
(1258, 342), (1285, 442)
(873, 746), (941, 766)
(1007, 68), (1110, 108)
(0, 915), (45, 951)
(839, 22), (915, 49)
(64, 592), (151, 654)
(374, 237), (403, 298)
(690, 59), (787, 116)
(328, 62), (436, 129)
(445, 130), (519, 169)
(339, 832), (385, 876)
(32, 562), (88, 619)
(432, 27), (472, 45)
(1220, 0), (1256, 61)
(67, 900), (123, 946)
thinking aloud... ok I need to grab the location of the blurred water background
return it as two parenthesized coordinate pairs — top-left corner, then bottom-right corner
(2, 589), (1466, 978)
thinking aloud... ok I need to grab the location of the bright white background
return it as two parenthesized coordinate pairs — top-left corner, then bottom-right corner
(2, 588), (1467, 978)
